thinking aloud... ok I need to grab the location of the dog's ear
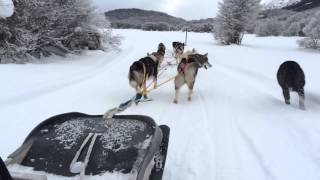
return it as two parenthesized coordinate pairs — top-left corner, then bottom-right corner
(147, 53), (150, 56)
(192, 48), (196, 53)
(204, 53), (208, 57)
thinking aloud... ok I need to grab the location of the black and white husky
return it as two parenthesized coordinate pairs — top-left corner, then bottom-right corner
(129, 43), (165, 98)
(172, 42), (185, 63)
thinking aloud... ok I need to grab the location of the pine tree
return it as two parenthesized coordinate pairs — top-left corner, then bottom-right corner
(214, 0), (261, 45)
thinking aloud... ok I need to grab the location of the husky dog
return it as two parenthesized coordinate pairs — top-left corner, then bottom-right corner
(129, 52), (163, 98)
(173, 53), (212, 104)
(172, 42), (185, 63)
(157, 43), (166, 64)
(147, 43), (166, 65)
(277, 61), (306, 110)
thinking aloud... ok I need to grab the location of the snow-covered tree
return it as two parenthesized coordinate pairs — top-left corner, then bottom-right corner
(254, 18), (284, 36)
(283, 22), (301, 36)
(214, 0), (261, 45)
(297, 12), (320, 50)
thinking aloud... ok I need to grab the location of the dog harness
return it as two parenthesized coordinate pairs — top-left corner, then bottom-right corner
(178, 58), (196, 74)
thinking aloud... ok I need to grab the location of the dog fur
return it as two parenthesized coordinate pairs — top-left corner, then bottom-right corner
(174, 53), (212, 104)
(172, 42), (185, 63)
(157, 43), (166, 64)
(177, 48), (198, 62)
(277, 61), (306, 110)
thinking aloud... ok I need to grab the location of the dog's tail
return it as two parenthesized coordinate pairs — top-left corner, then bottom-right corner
(129, 62), (143, 88)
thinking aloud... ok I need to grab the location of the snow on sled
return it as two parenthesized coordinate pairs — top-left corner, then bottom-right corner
(3, 112), (170, 180)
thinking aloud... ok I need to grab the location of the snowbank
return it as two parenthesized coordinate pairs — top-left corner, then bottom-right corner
(0, 0), (14, 18)
(0, 30), (320, 180)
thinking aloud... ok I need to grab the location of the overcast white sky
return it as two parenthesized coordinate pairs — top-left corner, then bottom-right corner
(91, 0), (272, 20)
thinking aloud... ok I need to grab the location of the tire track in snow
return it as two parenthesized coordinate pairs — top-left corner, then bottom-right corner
(212, 62), (320, 180)
(0, 49), (134, 109)
(212, 65), (278, 180)
(196, 66), (278, 180)
(214, 61), (278, 98)
(196, 88), (217, 179)
(237, 124), (277, 180)
(196, 77), (240, 180)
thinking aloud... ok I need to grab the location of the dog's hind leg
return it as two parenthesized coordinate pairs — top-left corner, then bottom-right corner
(282, 87), (290, 105)
(187, 81), (195, 102)
(186, 69), (197, 102)
(174, 75), (184, 104)
(174, 87), (180, 104)
(298, 88), (305, 110)
(142, 81), (148, 99)
(153, 67), (158, 89)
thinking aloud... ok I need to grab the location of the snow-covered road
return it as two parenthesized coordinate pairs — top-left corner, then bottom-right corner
(1, 30), (320, 180)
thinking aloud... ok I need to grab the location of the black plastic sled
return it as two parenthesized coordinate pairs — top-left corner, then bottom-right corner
(3, 112), (170, 180)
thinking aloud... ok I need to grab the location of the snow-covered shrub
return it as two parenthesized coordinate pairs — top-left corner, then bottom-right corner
(157, 23), (170, 31)
(297, 12), (320, 50)
(214, 0), (261, 45)
(142, 23), (158, 31)
(142, 22), (170, 31)
(187, 23), (214, 33)
(0, 0), (116, 63)
(255, 18), (284, 36)
(283, 22), (301, 36)
(297, 37), (320, 50)
(281, 13), (306, 36)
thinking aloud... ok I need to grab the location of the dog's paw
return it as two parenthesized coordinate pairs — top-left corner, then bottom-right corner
(153, 84), (158, 89)
(173, 100), (178, 104)
(299, 105), (306, 111)
(188, 97), (192, 101)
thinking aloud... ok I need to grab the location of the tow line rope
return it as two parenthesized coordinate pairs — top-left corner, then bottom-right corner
(146, 56), (177, 89)
(103, 57), (177, 119)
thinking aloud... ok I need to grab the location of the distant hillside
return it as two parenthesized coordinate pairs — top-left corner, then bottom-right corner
(283, 0), (320, 11)
(265, 0), (301, 9)
(105, 8), (215, 32)
(266, 0), (320, 11)
(256, 1), (320, 37)
(105, 8), (187, 29)
(260, 0), (320, 19)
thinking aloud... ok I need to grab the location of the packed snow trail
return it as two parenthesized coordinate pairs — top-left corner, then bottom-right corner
(1, 30), (320, 180)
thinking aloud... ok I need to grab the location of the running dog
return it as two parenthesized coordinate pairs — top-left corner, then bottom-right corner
(277, 61), (306, 110)
(173, 53), (212, 104)
(172, 42), (185, 63)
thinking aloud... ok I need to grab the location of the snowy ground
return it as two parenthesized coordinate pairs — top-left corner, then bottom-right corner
(1, 29), (320, 180)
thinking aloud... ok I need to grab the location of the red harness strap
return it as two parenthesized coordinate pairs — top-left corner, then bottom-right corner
(178, 62), (188, 74)
(178, 58), (196, 74)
